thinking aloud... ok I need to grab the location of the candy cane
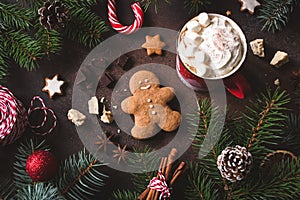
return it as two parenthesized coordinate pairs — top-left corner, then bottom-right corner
(108, 0), (144, 34)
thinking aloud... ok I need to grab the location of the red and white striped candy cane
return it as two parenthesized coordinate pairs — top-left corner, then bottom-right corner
(108, 0), (144, 34)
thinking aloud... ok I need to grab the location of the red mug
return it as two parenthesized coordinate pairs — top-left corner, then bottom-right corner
(176, 13), (251, 99)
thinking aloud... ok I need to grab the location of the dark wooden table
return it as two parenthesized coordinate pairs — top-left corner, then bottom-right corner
(1, 0), (300, 199)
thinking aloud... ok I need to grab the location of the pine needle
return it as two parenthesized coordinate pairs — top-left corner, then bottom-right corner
(54, 149), (108, 200)
(112, 189), (139, 200)
(13, 138), (50, 189)
(257, 0), (299, 32)
(137, 0), (171, 13)
(184, 0), (211, 14)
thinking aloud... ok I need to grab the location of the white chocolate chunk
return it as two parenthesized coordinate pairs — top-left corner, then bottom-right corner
(67, 109), (86, 126)
(198, 12), (211, 27)
(186, 20), (201, 32)
(274, 78), (280, 86)
(270, 51), (289, 68)
(88, 96), (99, 114)
(250, 39), (265, 57)
(100, 105), (114, 124)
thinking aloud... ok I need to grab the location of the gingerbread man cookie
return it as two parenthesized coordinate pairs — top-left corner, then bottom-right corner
(121, 70), (181, 139)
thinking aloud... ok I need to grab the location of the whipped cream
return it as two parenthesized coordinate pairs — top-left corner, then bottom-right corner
(178, 13), (244, 78)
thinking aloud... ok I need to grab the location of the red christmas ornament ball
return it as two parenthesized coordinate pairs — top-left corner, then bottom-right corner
(26, 150), (58, 181)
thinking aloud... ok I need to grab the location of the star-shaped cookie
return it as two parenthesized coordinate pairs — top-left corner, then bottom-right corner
(42, 74), (64, 98)
(141, 34), (166, 56)
(238, 0), (261, 14)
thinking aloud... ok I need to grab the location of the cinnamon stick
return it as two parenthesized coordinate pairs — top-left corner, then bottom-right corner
(170, 162), (186, 186)
(139, 158), (165, 200)
(165, 148), (178, 182)
(152, 157), (167, 200)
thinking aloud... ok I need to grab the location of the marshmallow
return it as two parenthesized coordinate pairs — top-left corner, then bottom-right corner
(186, 20), (201, 32)
(194, 63), (208, 77)
(198, 12), (211, 27)
(194, 51), (208, 63)
(184, 31), (202, 46)
(185, 45), (198, 58)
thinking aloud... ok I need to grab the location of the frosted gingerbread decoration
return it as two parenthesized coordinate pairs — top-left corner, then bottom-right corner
(121, 70), (181, 139)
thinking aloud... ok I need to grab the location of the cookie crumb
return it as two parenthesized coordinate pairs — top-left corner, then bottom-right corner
(274, 78), (280, 86)
(112, 105), (118, 109)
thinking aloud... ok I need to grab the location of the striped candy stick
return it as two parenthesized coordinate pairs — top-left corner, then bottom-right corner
(108, 0), (144, 34)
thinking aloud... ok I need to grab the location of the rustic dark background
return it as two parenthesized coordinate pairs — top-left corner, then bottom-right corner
(1, 0), (300, 199)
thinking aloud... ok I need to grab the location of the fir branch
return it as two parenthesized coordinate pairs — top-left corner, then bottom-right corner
(257, 0), (299, 32)
(63, 5), (108, 48)
(0, 2), (31, 30)
(0, 179), (16, 200)
(244, 88), (290, 166)
(15, 182), (65, 200)
(112, 189), (139, 200)
(185, 162), (220, 200)
(184, 0), (211, 14)
(1, 30), (43, 70)
(137, 0), (171, 13)
(13, 138), (50, 189)
(0, 44), (9, 82)
(62, 0), (98, 8)
(34, 23), (62, 56)
(54, 149), (108, 200)
(128, 146), (159, 193)
(232, 159), (300, 199)
(282, 113), (300, 152)
(190, 99), (229, 183)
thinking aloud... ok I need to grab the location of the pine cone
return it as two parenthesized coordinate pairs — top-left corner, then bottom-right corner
(217, 145), (253, 182)
(38, 0), (69, 31)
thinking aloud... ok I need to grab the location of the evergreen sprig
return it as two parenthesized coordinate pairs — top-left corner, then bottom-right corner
(184, 0), (211, 14)
(15, 183), (65, 200)
(185, 162), (220, 200)
(54, 149), (108, 200)
(244, 88), (290, 166)
(257, 0), (299, 32)
(0, 0), (108, 82)
(137, 0), (171, 13)
(0, 179), (16, 200)
(112, 189), (139, 200)
(232, 159), (300, 199)
(128, 146), (159, 193)
(13, 138), (50, 189)
(0, 2), (31, 30)
(283, 113), (300, 152)
(63, 6), (108, 48)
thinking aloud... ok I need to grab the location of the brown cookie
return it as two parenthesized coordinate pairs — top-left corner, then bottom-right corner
(121, 70), (181, 140)
(141, 34), (166, 56)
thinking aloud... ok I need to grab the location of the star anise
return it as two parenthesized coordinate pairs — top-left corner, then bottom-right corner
(113, 144), (127, 164)
(95, 133), (113, 153)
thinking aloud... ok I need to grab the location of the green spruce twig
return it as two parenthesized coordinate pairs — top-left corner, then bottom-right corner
(54, 149), (108, 200)
(245, 88), (290, 166)
(15, 182), (65, 200)
(185, 162), (220, 200)
(184, 0), (211, 14)
(257, 0), (299, 32)
(0, 179), (16, 200)
(112, 189), (139, 200)
(13, 138), (50, 189)
(137, 0), (171, 13)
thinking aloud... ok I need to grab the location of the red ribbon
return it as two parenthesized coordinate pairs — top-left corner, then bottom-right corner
(148, 170), (171, 200)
